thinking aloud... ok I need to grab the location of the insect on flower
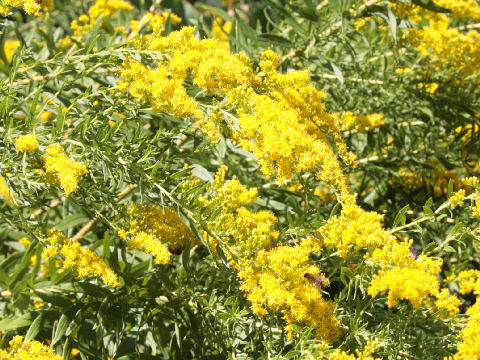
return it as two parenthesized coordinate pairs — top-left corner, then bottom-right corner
(304, 273), (329, 289)
(409, 246), (418, 259)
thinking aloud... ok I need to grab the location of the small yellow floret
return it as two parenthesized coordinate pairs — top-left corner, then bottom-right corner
(425, 82), (439, 94)
(449, 189), (466, 208)
(40, 111), (54, 123)
(15, 134), (39, 152)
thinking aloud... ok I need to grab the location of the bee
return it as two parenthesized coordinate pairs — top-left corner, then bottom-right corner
(304, 273), (328, 289)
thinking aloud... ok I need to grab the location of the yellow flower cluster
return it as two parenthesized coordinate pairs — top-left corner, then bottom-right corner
(421, 82), (439, 94)
(71, 0), (133, 36)
(455, 123), (480, 142)
(39, 111), (54, 123)
(42, 144), (88, 196)
(0, 336), (61, 360)
(367, 239), (443, 308)
(238, 238), (340, 341)
(0, 0), (41, 16)
(463, 176), (480, 188)
(326, 339), (381, 360)
(317, 195), (449, 310)
(452, 302), (480, 360)
(457, 269), (480, 296)
(190, 167), (340, 340)
(461, 177), (480, 216)
(447, 270), (480, 359)
(120, 26), (355, 189)
(128, 231), (171, 264)
(449, 189), (466, 208)
(234, 49), (355, 187)
(42, 229), (118, 287)
(471, 195), (480, 217)
(15, 134), (39, 152)
(198, 165), (258, 210)
(0, 176), (12, 201)
(435, 288), (461, 317)
(119, 26), (251, 143)
(129, 11), (182, 40)
(336, 111), (385, 131)
(118, 203), (195, 263)
(317, 198), (391, 257)
(395, 0), (480, 77)
(197, 165), (279, 259)
(355, 17), (372, 32)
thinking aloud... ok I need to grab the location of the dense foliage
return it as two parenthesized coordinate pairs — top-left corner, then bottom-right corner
(1, 0), (480, 359)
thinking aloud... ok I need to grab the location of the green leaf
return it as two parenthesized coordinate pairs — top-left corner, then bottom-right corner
(9, 240), (39, 287)
(393, 205), (410, 228)
(25, 312), (43, 341)
(195, 4), (233, 22)
(216, 243), (231, 269)
(51, 314), (70, 346)
(85, 15), (103, 54)
(0, 313), (34, 331)
(387, 8), (397, 42)
(448, 179), (454, 196)
(191, 164), (213, 182)
(34, 290), (73, 308)
(412, 0), (451, 13)
(423, 197), (433, 216)
(54, 104), (65, 137)
(329, 202), (342, 218)
(299, 6), (319, 21)
(330, 62), (344, 85)
(74, 281), (111, 298)
(443, 245), (456, 253)
(54, 214), (90, 232)
(26, 88), (41, 129)
(181, 240), (192, 271)
(257, 34), (293, 46)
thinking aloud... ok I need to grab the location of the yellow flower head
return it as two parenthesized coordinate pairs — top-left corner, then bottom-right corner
(0, 175), (12, 201)
(43, 144), (88, 196)
(42, 229), (119, 287)
(0, 0), (41, 17)
(3, 335), (61, 360)
(70, 0), (133, 36)
(238, 239), (340, 341)
(435, 288), (461, 317)
(119, 203), (195, 252)
(3, 40), (20, 62)
(317, 199), (391, 257)
(449, 189), (466, 208)
(15, 134), (39, 152)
